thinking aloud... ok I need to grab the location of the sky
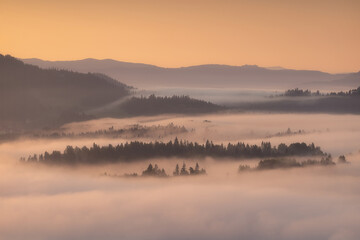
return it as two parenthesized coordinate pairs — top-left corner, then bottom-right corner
(1, 0), (359, 73)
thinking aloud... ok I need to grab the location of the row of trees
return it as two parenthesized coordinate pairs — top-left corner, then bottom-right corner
(283, 88), (315, 97)
(140, 162), (206, 177)
(21, 138), (325, 165)
(280, 87), (360, 97)
(107, 162), (207, 178)
(173, 163), (206, 176)
(141, 163), (167, 177)
(239, 154), (348, 171)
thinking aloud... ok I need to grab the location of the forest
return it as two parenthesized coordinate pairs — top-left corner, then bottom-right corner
(277, 87), (360, 97)
(117, 94), (225, 116)
(21, 139), (325, 165)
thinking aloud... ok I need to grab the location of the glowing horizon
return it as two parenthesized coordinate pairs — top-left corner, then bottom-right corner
(1, 0), (359, 73)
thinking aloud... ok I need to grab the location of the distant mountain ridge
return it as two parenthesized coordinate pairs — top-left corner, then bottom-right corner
(23, 58), (359, 90)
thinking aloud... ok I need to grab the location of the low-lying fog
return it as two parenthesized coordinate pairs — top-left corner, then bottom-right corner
(1, 113), (359, 240)
(62, 113), (360, 156)
(134, 87), (274, 105)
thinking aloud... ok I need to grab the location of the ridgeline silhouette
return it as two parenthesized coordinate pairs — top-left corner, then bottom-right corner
(0, 54), (130, 129)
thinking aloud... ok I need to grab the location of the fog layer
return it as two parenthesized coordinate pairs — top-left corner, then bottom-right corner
(1, 155), (359, 240)
(1, 113), (359, 240)
(63, 113), (360, 156)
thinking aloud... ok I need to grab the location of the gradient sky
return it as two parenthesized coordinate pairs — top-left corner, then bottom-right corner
(1, 0), (359, 73)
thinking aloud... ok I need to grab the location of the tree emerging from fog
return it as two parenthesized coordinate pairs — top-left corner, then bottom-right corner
(239, 154), (337, 172)
(142, 164), (168, 177)
(173, 162), (206, 176)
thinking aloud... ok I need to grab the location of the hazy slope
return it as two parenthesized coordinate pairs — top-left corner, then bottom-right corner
(0, 54), (131, 129)
(331, 72), (360, 87)
(23, 58), (357, 89)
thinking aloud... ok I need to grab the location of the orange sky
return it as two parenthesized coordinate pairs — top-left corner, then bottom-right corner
(1, 0), (359, 73)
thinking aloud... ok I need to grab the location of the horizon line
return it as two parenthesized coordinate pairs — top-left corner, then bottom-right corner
(14, 55), (358, 75)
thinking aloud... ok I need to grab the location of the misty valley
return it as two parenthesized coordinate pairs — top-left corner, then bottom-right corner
(1, 54), (360, 240)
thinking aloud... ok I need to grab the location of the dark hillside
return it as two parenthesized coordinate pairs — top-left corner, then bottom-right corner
(0, 54), (130, 129)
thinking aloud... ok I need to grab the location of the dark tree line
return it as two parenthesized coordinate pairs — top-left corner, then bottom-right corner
(278, 87), (360, 97)
(118, 94), (224, 116)
(106, 162), (206, 178)
(283, 88), (314, 97)
(141, 163), (167, 177)
(173, 162), (206, 176)
(257, 155), (335, 169)
(22, 138), (325, 165)
(239, 154), (336, 171)
(327, 87), (360, 97)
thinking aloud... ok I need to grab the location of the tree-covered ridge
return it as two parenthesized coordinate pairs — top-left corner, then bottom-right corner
(22, 139), (325, 165)
(278, 87), (360, 97)
(118, 94), (225, 116)
(0, 54), (131, 129)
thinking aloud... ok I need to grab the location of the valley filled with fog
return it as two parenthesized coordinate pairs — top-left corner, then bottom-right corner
(1, 112), (359, 240)
(2, 0), (360, 239)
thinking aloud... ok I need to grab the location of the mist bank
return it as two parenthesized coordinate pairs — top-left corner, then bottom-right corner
(1, 112), (359, 240)
(226, 87), (360, 114)
(105, 88), (360, 117)
(233, 95), (360, 114)
(106, 156), (342, 179)
(1, 153), (360, 240)
(58, 113), (360, 156)
(0, 123), (189, 143)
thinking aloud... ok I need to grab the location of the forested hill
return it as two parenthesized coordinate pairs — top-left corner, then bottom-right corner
(117, 95), (225, 116)
(0, 54), (131, 129)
